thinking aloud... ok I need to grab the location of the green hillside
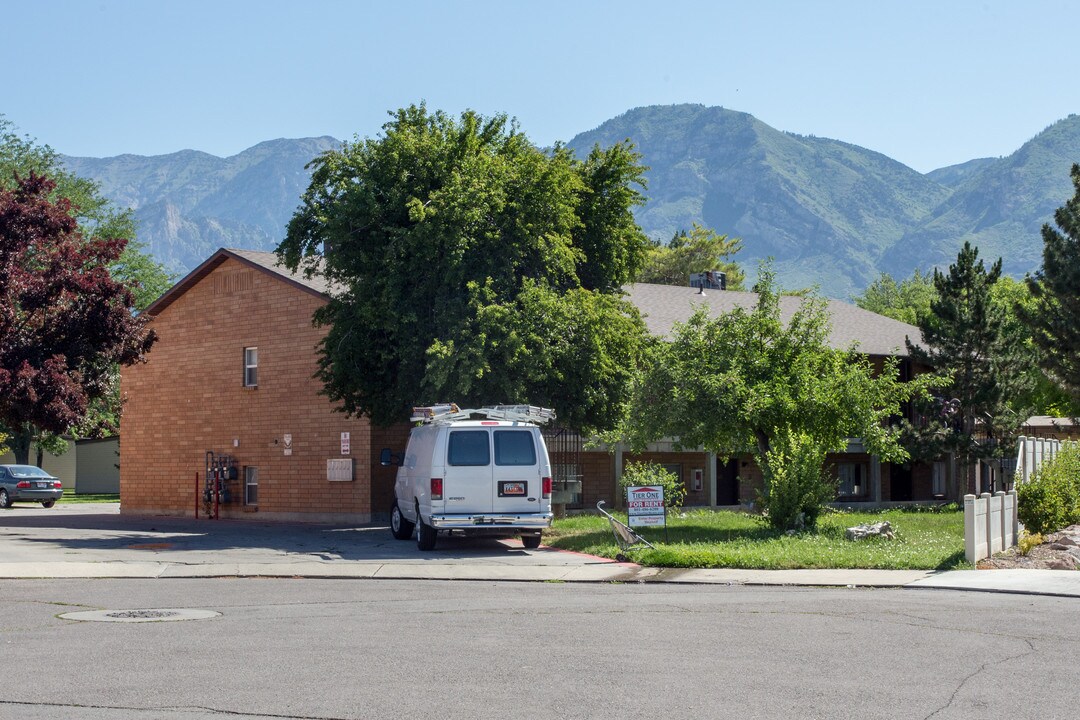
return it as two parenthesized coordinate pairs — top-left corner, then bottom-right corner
(566, 104), (950, 297)
(62, 137), (339, 273)
(54, 106), (1080, 298)
(884, 115), (1080, 279)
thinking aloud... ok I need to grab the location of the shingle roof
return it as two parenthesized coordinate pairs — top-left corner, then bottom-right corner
(143, 248), (332, 316)
(145, 249), (922, 359)
(625, 283), (922, 357)
(225, 249), (333, 295)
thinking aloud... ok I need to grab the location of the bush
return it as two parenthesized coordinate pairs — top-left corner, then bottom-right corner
(757, 429), (836, 531)
(1017, 443), (1080, 535)
(619, 461), (687, 513)
(1017, 531), (1044, 556)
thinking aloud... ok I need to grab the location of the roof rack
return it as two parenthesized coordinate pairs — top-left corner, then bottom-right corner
(410, 404), (556, 426)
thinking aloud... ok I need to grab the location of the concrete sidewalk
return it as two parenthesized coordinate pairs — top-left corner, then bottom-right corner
(2, 503), (1078, 597)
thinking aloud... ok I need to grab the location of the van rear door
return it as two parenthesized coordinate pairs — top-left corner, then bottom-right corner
(491, 429), (541, 515)
(443, 428), (494, 513)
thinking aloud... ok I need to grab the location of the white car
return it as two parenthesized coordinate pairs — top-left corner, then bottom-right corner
(382, 405), (555, 550)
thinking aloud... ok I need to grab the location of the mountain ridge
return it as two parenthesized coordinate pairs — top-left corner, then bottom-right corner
(59, 107), (1080, 297)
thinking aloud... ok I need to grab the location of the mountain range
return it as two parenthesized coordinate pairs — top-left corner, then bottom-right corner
(60, 105), (1080, 298)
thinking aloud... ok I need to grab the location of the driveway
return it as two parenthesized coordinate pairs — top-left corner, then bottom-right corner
(0, 502), (633, 581)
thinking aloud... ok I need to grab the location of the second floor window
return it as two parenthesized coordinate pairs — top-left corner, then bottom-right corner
(244, 347), (258, 387)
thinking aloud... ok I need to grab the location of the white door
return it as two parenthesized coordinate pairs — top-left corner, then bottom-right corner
(491, 429), (541, 515)
(442, 429), (494, 514)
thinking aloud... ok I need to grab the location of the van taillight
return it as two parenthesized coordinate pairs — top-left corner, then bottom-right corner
(430, 478), (443, 500)
(542, 477), (552, 499)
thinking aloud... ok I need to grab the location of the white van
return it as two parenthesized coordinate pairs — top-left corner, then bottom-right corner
(381, 405), (555, 551)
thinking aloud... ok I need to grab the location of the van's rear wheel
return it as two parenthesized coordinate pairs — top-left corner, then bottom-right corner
(521, 533), (542, 549)
(390, 502), (414, 540)
(416, 512), (438, 551)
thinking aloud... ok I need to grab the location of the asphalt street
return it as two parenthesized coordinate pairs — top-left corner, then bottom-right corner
(2, 503), (1079, 719)
(2, 578), (1077, 720)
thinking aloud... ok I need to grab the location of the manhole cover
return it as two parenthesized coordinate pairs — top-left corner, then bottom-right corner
(107, 610), (180, 619)
(59, 608), (221, 623)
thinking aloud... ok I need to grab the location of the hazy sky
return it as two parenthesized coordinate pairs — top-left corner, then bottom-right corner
(3, 0), (1077, 172)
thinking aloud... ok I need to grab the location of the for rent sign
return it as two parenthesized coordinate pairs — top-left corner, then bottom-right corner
(627, 485), (666, 527)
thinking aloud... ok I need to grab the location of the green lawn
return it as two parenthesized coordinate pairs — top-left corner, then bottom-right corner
(545, 506), (970, 570)
(61, 490), (120, 504)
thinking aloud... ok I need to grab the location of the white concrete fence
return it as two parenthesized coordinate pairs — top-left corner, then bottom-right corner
(964, 491), (1018, 563)
(963, 435), (1072, 563)
(1015, 436), (1065, 484)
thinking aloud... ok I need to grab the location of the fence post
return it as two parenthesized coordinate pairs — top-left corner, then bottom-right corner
(965, 494), (989, 563)
(999, 490), (1016, 549)
(984, 492), (1001, 556)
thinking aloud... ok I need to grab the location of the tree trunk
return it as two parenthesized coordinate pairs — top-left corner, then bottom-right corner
(10, 425), (33, 466)
(754, 428), (772, 498)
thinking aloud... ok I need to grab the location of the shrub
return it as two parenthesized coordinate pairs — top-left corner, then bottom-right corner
(757, 429), (836, 531)
(1016, 442), (1080, 535)
(1017, 531), (1044, 556)
(619, 461), (687, 513)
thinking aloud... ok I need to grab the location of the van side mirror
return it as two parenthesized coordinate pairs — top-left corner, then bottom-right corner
(379, 448), (402, 467)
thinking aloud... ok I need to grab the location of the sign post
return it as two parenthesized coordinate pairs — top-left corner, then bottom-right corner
(627, 485), (667, 542)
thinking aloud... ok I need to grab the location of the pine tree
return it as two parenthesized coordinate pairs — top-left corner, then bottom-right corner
(1020, 163), (1080, 407)
(906, 242), (1032, 494)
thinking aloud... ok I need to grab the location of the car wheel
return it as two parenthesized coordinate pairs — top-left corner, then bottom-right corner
(41, 500), (56, 509)
(521, 533), (542, 549)
(0, 489), (11, 508)
(416, 510), (437, 551)
(390, 501), (414, 540)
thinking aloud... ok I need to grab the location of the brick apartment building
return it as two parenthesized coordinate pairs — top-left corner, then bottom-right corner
(120, 249), (407, 521)
(120, 248), (944, 522)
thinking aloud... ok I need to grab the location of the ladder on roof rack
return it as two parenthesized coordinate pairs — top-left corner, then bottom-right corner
(410, 404), (557, 425)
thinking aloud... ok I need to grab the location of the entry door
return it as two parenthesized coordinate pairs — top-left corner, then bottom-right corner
(891, 465), (913, 502)
(716, 458), (740, 505)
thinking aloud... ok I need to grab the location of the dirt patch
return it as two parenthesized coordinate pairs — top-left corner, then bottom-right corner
(978, 525), (1080, 570)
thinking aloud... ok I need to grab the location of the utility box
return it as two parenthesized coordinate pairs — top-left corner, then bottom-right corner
(690, 271), (726, 290)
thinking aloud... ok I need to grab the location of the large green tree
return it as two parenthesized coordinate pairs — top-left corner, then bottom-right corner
(1, 174), (158, 464)
(905, 242), (1031, 487)
(1, 116), (170, 462)
(615, 265), (933, 530)
(853, 269), (936, 326)
(636, 223), (746, 290)
(277, 104), (651, 433)
(1020, 163), (1080, 408)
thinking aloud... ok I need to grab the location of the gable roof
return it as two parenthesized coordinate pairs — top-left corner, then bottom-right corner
(625, 283), (922, 357)
(144, 248), (331, 316)
(145, 249), (921, 358)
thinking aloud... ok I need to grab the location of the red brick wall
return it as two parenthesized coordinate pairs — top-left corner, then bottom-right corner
(120, 258), (379, 522)
(580, 451), (616, 509)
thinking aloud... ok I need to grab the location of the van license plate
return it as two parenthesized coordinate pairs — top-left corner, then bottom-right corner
(499, 482), (526, 497)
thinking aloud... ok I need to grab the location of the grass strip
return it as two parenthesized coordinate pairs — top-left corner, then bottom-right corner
(61, 490), (120, 504)
(545, 506), (969, 570)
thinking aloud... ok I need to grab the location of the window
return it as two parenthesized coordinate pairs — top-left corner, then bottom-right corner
(494, 431), (537, 466)
(662, 464), (683, 483)
(243, 347), (258, 387)
(447, 431), (490, 466)
(838, 463), (863, 497)
(244, 466), (258, 505)
(932, 461), (946, 496)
